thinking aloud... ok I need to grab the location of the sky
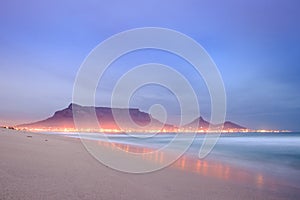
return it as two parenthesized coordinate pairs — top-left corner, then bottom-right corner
(0, 0), (300, 130)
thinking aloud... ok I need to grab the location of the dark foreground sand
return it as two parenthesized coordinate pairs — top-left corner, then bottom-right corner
(0, 128), (298, 200)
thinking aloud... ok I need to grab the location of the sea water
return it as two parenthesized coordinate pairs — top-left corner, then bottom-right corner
(44, 132), (300, 189)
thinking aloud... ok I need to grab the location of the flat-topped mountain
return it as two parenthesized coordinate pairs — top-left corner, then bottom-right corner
(17, 103), (247, 132)
(17, 103), (175, 131)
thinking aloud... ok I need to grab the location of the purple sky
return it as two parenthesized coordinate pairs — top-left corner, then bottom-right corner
(0, 0), (300, 130)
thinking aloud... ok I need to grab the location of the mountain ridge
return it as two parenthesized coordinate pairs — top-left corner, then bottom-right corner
(17, 103), (247, 132)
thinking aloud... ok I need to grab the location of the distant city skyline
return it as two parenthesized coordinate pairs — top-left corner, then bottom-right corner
(1, 0), (300, 130)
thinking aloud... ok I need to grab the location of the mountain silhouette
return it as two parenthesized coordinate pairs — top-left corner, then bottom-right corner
(17, 103), (175, 131)
(17, 103), (246, 132)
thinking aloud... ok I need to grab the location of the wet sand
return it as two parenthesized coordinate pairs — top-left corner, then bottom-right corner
(0, 128), (298, 200)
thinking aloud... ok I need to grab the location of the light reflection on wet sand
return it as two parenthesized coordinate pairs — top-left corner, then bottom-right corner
(95, 140), (279, 189)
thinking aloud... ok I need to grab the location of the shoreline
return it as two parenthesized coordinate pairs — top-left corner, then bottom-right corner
(0, 128), (299, 200)
(11, 127), (291, 134)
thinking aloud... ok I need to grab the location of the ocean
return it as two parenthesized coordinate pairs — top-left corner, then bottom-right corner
(44, 132), (300, 189)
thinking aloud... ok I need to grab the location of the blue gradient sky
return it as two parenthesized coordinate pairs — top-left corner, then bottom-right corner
(0, 0), (300, 130)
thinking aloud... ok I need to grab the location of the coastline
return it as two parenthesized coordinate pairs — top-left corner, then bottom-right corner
(0, 128), (298, 200)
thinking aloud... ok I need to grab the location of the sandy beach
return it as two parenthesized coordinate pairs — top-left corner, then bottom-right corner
(0, 128), (298, 200)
